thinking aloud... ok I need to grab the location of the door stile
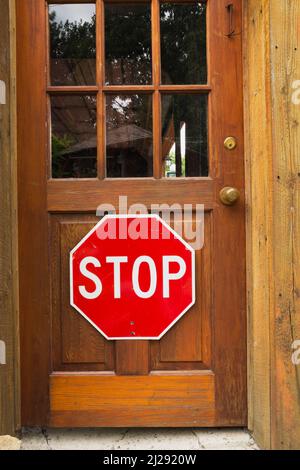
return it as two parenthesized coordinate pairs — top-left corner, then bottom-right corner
(209, 0), (247, 424)
(17, 0), (50, 425)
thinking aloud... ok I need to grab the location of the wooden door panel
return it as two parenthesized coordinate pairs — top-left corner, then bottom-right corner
(150, 211), (212, 370)
(61, 315), (107, 365)
(157, 310), (203, 363)
(51, 214), (115, 372)
(115, 342), (149, 376)
(49, 374), (215, 427)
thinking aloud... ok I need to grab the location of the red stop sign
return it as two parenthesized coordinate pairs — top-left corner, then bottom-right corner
(70, 215), (195, 340)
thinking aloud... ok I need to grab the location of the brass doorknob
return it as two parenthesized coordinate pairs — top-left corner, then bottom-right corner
(219, 187), (240, 206)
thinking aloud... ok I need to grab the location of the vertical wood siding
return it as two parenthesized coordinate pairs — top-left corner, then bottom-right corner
(0, 0), (19, 436)
(245, 0), (300, 450)
(269, 0), (300, 450)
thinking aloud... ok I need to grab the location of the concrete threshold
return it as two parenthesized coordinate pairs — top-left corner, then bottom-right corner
(20, 428), (259, 451)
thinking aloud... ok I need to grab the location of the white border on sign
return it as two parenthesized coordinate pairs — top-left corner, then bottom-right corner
(70, 214), (196, 340)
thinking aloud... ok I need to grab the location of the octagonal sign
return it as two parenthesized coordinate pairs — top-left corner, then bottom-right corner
(70, 214), (195, 340)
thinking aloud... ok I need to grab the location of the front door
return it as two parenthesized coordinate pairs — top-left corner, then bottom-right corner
(17, 0), (246, 427)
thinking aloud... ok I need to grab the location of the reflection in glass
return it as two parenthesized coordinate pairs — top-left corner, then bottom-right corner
(49, 3), (96, 86)
(51, 95), (97, 178)
(160, 2), (207, 84)
(162, 95), (208, 177)
(105, 4), (152, 85)
(106, 95), (153, 177)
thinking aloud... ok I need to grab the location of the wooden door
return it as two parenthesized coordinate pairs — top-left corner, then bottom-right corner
(17, 0), (246, 427)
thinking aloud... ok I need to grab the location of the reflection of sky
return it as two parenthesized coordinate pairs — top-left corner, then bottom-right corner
(49, 4), (95, 24)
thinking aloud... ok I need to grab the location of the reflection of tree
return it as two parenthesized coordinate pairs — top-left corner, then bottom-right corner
(165, 149), (186, 177)
(52, 132), (97, 178)
(106, 95), (153, 177)
(163, 94), (208, 177)
(50, 11), (96, 60)
(51, 94), (97, 178)
(160, 3), (208, 177)
(49, 3), (206, 85)
(160, 3), (207, 84)
(49, 3), (208, 178)
(52, 134), (74, 178)
(50, 6), (152, 86)
(50, 10), (96, 86)
(105, 4), (152, 85)
(108, 95), (152, 132)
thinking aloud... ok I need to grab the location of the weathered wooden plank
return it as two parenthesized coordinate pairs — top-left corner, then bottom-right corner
(0, 0), (20, 435)
(244, 0), (273, 450)
(245, 0), (300, 450)
(269, 0), (300, 450)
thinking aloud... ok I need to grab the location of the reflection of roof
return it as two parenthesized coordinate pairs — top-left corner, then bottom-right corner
(62, 137), (96, 155)
(108, 124), (152, 146)
(62, 124), (152, 155)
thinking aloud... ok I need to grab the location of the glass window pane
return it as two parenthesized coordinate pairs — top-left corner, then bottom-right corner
(162, 94), (208, 177)
(160, 2), (207, 85)
(51, 95), (97, 178)
(49, 3), (96, 86)
(105, 3), (152, 85)
(106, 94), (153, 177)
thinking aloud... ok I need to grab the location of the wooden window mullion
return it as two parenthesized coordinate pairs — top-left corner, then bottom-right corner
(152, 0), (162, 179)
(97, 0), (105, 179)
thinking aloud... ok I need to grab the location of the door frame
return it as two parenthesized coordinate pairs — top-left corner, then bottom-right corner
(244, 0), (300, 450)
(1, 0), (300, 449)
